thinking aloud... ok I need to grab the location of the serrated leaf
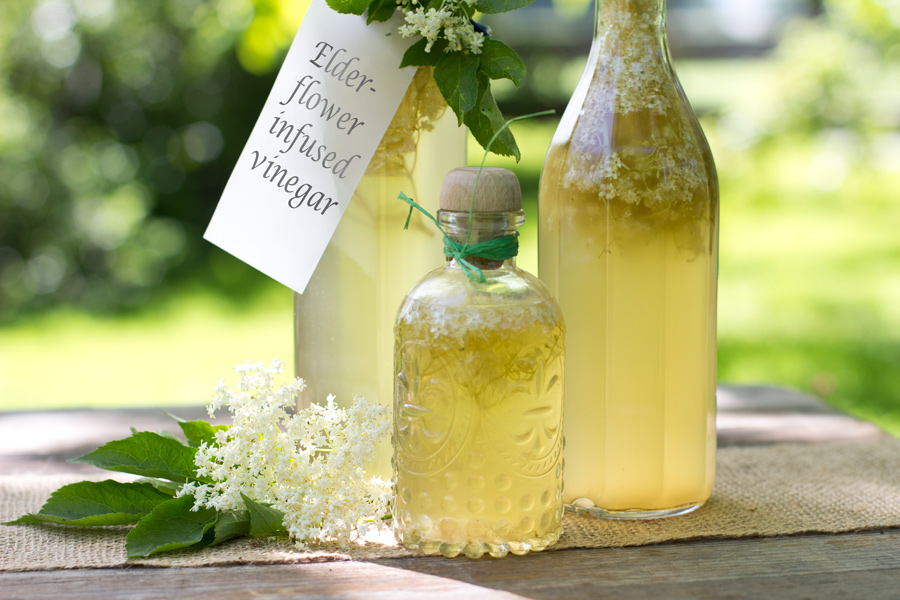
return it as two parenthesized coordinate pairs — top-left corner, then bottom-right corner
(159, 408), (187, 423)
(366, 0), (396, 23)
(212, 509), (251, 545)
(325, 0), (370, 15)
(242, 494), (288, 538)
(155, 429), (183, 442)
(434, 51), (481, 124)
(178, 420), (228, 448)
(134, 477), (180, 495)
(474, 0), (538, 14)
(125, 495), (217, 558)
(130, 426), (180, 440)
(478, 39), (525, 86)
(399, 38), (449, 68)
(5, 480), (170, 527)
(464, 74), (520, 160)
(70, 431), (206, 483)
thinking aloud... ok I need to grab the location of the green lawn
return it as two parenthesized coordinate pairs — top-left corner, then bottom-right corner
(2, 60), (898, 437)
(0, 285), (294, 409)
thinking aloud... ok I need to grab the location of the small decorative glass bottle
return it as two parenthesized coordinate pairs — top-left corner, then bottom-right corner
(539, 0), (718, 518)
(393, 167), (565, 558)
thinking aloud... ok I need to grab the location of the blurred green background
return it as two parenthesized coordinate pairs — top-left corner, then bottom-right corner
(1, 0), (898, 435)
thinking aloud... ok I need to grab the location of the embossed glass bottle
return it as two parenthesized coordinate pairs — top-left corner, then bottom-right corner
(294, 68), (465, 478)
(393, 167), (565, 558)
(538, 0), (718, 517)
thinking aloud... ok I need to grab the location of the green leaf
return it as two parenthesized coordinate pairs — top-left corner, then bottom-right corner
(178, 420), (228, 448)
(6, 480), (171, 527)
(157, 429), (183, 442)
(478, 39), (525, 86)
(474, 0), (538, 14)
(159, 408), (187, 423)
(325, 0), (370, 15)
(212, 509), (251, 545)
(132, 426), (182, 442)
(366, 0), (396, 23)
(434, 51), (481, 124)
(133, 477), (180, 495)
(242, 494), (288, 538)
(125, 495), (217, 558)
(70, 431), (206, 483)
(464, 73), (521, 160)
(399, 37), (449, 68)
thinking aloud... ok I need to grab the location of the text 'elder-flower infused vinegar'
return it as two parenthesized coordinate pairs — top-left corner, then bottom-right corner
(539, 0), (719, 518)
(394, 168), (565, 557)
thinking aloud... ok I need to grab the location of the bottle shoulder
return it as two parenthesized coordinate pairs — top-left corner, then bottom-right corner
(396, 264), (564, 330)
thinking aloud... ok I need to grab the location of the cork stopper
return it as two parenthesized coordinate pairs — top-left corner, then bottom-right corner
(440, 167), (522, 213)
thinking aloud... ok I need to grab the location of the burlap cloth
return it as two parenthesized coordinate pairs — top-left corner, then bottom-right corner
(3, 439), (899, 572)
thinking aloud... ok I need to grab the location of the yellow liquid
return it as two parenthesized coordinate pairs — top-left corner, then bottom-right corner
(393, 296), (564, 557)
(293, 95), (464, 479)
(539, 145), (717, 514)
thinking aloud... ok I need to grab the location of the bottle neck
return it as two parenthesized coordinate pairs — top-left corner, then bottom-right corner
(594, 0), (667, 48)
(437, 210), (524, 271)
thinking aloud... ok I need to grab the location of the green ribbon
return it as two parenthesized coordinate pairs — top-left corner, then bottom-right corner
(398, 192), (518, 283)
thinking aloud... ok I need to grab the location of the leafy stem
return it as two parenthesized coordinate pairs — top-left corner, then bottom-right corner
(327, 0), (539, 159)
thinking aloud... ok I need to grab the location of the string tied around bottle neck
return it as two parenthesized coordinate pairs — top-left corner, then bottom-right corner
(396, 109), (554, 283)
(398, 192), (518, 283)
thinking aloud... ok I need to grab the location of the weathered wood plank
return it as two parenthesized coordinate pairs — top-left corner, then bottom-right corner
(0, 561), (525, 600)
(2, 530), (898, 600)
(376, 530), (900, 593)
(716, 385), (890, 445)
(0, 385), (888, 474)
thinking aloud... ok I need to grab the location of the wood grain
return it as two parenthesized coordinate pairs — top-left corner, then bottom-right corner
(2, 530), (898, 599)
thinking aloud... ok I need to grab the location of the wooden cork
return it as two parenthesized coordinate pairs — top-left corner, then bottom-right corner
(440, 167), (522, 213)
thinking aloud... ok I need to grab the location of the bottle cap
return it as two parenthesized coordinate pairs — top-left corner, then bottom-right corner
(440, 167), (522, 213)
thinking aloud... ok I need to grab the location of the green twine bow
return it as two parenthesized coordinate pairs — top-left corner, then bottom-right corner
(398, 192), (518, 283)
(397, 109), (555, 283)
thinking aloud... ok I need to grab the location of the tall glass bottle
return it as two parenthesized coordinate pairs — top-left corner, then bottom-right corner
(393, 167), (565, 557)
(294, 68), (465, 477)
(538, 0), (718, 517)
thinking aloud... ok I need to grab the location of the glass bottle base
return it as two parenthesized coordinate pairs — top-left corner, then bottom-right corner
(565, 499), (704, 519)
(396, 529), (561, 558)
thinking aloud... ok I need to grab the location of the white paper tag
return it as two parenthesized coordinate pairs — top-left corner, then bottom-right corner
(204, 0), (416, 294)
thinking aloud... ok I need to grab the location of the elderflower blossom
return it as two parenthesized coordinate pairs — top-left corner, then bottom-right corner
(397, 0), (485, 54)
(177, 359), (391, 549)
(561, 0), (710, 226)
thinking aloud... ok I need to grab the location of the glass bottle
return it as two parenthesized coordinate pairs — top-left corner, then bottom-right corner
(538, 0), (718, 518)
(393, 167), (565, 558)
(294, 67), (465, 477)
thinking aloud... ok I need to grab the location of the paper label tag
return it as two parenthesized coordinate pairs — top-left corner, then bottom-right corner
(204, 0), (415, 294)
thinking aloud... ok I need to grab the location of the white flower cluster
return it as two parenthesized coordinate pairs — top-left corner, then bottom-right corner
(178, 359), (392, 549)
(397, 0), (485, 54)
(398, 299), (563, 345)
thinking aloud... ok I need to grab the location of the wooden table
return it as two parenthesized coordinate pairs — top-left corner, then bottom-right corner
(1, 385), (896, 599)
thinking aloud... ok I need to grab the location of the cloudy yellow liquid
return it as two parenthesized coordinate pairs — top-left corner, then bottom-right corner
(293, 75), (464, 479)
(393, 293), (564, 557)
(539, 145), (717, 515)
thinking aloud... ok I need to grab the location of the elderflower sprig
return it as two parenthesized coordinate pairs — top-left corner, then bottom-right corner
(180, 358), (392, 549)
(398, 0), (485, 54)
(6, 359), (391, 557)
(326, 0), (537, 160)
